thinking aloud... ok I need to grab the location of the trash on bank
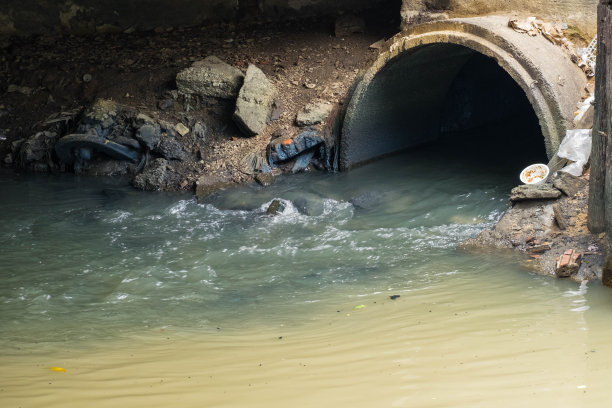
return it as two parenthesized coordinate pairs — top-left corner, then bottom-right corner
(556, 129), (592, 177)
(520, 163), (549, 185)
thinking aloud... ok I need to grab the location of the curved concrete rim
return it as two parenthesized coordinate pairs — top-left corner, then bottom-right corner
(340, 16), (586, 170)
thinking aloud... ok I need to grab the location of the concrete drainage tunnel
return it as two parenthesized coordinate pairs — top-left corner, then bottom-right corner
(339, 17), (587, 177)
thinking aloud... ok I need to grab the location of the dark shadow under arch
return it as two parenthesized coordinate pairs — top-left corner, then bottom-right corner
(340, 42), (547, 171)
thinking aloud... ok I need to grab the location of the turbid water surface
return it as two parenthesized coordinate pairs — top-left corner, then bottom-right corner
(1, 149), (611, 407)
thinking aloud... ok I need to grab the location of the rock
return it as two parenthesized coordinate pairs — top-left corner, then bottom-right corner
(266, 199), (285, 215)
(233, 64), (276, 137)
(133, 158), (168, 191)
(268, 129), (324, 163)
(350, 191), (384, 210)
(369, 39), (386, 50)
(270, 100), (283, 122)
(494, 201), (556, 240)
(458, 230), (514, 250)
(526, 244), (552, 254)
(553, 203), (568, 230)
(176, 56), (244, 99)
(293, 196), (324, 216)
(255, 172), (276, 187)
(335, 14), (366, 37)
(78, 99), (120, 135)
(552, 171), (588, 197)
(296, 100), (333, 127)
(158, 98), (174, 110)
(155, 136), (186, 161)
(193, 122), (206, 140)
(555, 249), (582, 277)
(135, 122), (162, 151)
(509, 184), (562, 202)
(195, 174), (233, 202)
(19, 131), (58, 168)
(175, 122), (190, 137)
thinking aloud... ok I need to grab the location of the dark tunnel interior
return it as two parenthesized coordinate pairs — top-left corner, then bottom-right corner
(341, 43), (549, 173)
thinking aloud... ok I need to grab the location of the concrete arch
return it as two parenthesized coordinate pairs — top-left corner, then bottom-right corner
(339, 16), (587, 170)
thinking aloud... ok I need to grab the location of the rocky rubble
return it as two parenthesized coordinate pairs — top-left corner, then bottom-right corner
(460, 171), (604, 282)
(1, 17), (385, 193)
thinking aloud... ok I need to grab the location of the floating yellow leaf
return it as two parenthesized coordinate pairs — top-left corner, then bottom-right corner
(48, 367), (66, 373)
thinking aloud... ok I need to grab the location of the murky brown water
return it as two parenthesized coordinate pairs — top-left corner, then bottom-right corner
(2, 150), (611, 407)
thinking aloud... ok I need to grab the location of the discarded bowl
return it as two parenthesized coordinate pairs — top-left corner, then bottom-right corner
(520, 163), (549, 185)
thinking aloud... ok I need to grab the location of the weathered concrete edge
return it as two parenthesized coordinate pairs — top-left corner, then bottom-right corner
(340, 16), (587, 170)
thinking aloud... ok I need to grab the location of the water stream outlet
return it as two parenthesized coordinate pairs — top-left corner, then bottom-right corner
(339, 16), (587, 170)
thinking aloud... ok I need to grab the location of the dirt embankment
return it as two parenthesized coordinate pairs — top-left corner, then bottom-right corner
(0, 15), (396, 191)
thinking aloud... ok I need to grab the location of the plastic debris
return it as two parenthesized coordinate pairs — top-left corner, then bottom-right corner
(354, 305), (366, 310)
(48, 367), (67, 372)
(557, 129), (592, 177)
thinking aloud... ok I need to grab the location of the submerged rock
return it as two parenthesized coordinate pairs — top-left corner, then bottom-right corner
(350, 190), (384, 210)
(195, 174), (234, 202)
(233, 64), (276, 137)
(176, 56), (244, 99)
(293, 195), (324, 216)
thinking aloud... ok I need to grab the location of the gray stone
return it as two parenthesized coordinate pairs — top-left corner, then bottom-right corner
(136, 123), (161, 150)
(270, 100), (283, 122)
(193, 122), (206, 140)
(155, 136), (186, 161)
(255, 172), (275, 187)
(296, 100), (333, 127)
(335, 14), (366, 37)
(176, 56), (244, 99)
(133, 158), (168, 191)
(266, 199), (285, 215)
(510, 184), (562, 202)
(552, 171), (588, 197)
(233, 64), (276, 137)
(195, 174), (233, 202)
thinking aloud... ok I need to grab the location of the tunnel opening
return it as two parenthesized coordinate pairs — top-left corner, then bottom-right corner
(340, 42), (548, 174)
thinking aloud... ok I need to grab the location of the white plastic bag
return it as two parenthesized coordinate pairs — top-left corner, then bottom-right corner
(557, 129), (592, 176)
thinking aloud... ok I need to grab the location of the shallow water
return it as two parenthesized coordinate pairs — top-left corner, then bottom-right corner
(1, 149), (611, 407)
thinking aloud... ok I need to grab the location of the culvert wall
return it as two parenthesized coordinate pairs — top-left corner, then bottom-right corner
(339, 16), (588, 170)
